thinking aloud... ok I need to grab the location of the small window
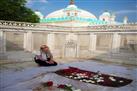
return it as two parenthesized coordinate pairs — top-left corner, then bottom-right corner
(67, 13), (70, 16)
(75, 13), (77, 16)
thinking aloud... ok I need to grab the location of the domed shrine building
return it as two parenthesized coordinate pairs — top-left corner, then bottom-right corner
(0, 0), (137, 65)
(39, 0), (115, 27)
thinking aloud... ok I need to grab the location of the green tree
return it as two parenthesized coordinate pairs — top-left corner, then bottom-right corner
(0, 0), (40, 23)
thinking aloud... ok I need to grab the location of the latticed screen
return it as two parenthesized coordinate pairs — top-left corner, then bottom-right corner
(120, 34), (137, 53)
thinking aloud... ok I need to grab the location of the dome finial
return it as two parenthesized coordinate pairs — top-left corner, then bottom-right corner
(70, 0), (74, 5)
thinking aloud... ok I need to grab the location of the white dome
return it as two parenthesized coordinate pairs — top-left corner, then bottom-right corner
(78, 9), (97, 19)
(46, 9), (64, 18)
(46, 5), (97, 19)
(67, 4), (78, 8)
(102, 12), (111, 16)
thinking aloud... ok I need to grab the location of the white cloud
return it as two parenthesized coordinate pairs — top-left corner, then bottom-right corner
(26, 0), (48, 7)
(27, 0), (48, 3)
(115, 10), (137, 15)
(39, 0), (48, 3)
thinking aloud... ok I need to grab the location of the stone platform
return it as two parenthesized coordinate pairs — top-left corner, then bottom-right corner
(0, 60), (136, 91)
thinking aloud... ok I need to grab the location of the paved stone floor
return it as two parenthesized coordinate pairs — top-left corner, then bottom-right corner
(0, 59), (137, 91)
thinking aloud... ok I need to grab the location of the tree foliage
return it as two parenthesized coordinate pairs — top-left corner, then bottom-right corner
(0, 0), (40, 23)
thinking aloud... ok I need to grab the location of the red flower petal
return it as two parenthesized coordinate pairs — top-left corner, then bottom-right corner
(57, 84), (66, 88)
(46, 81), (53, 87)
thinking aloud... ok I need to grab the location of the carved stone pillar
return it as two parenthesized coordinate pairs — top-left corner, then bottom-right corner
(24, 31), (33, 52)
(0, 31), (6, 53)
(61, 34), (66, 58)
(112, 33), (121, 53)
(23, 32), (27, 51)
(89, 33), (97, 51)
(76, 34), (80, 58)
(47, 33), (55, 51)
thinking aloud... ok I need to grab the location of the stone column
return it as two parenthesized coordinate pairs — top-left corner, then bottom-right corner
(24, 31), (33, 52)
(112, 33), (121, 53)
(89, 33), (97, 51)
(76, 34), (80, 58)
(62, 34), (66, 58)
(0, 31), (6, 53)
(23, 32), (27, 51)
(47, 33), (55, 51)
(62, 42), (65, 58)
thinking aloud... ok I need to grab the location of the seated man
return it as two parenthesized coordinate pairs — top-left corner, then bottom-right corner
(34, 45), (57, 66)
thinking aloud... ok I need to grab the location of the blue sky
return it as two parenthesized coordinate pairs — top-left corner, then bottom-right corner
(26, 0), (137, 22)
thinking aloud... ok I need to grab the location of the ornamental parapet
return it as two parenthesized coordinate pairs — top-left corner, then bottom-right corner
(0, 20), (137, 31)
(0, 20), (37, 27)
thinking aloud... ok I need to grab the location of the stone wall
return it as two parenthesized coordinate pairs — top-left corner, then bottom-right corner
(6, 32), (24, 51)
(120, 34), (137, 53)
(96, 33), (112, 51)
(33, 32), (48, 51)
(78, 34), (90, 58)
(0, 20), (137, 65)
(54, 33), (66, 58)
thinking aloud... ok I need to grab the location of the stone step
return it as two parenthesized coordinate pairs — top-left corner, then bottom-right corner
(5, 51), (34, 61)
(0, 53), (7, 60)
